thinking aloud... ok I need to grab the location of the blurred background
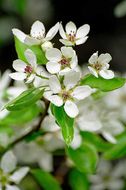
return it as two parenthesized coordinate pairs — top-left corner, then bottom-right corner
(0, 0), (126, 72)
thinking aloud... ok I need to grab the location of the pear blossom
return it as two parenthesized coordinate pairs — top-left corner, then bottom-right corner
(44, 71), (93, 118)
(89, 159), (126, 190)
(0, 151), (29, 190)
(88, 51), (114, 79)
(12, 20), (59, 47)
(46, 46), (78, 75)
(59, 21), (90, 46)
(9, 49), (48, 84)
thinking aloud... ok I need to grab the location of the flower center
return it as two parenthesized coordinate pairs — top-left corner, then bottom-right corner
(31, 31), (45, 40)
(24, 66), (33, 74)
(67, 31), (76, 42)
(92, 62), (102, 71)
(60, 91), (71, 101)
(59, 57), (70, 69)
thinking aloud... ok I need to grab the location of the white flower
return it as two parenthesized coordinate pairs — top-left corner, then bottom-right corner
(44, 71), (93, 118)
(88, 51), (114, 79)
(70, 129), (82, 149)
(89, 159), (126, 190)
(0, 151), (29, 189)
(59, 21), (90, 46)
(77, 98), (124, 144)
(12, 21), (59, 46)
(46, 46), (78, 75)
(9, 49), (48, 84)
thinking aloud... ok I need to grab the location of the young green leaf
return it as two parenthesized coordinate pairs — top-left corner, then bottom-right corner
(80, 74), (125, 92)
(81, 131), (112, 152)
(0, 104), (41, 126)
(51, 104), (74, 145)
(31, 169), (62, 190)
(69, 169), (89, 190)
(103, 131), (126, 160)
(5, 88), (44, 111)
(14, 37), (47, 64)
(67, 142), (98, 173)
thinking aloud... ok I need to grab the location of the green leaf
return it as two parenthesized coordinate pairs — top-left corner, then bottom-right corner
(31, 169), (62, 190)
(0, 104), (41, 126)
(80, 74), (125, 92)
(51, 104), (74, 145)
(5, 88), (44, 111)
(103, 131), (126, 160)
(81, 131), (112, 152)
(67, 142), (98, 173)
(14, 37), (47, 64)
(69, 169), (89, 190)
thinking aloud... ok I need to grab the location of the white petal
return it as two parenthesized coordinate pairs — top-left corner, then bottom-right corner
(42, 115), (59, 132)
(59, 39), (73, 46)
(13, 60), (26, 72)
(102, 131), (116, 144)
(10, 167), (29, 184)
(98, 53), (112, 64)
(99, 70), (114, 79)
(49, 75), (61, 93)
(72, 86), (92, 100)
(38, 150), (53, 172)
(88, 66), (98, 77)
(12, 28), (26, 43)
(25, 74), (35, 83)
(49, 95), (63, 107)
(24, 36), (40, 46)
(70, 55), (78, 69)
(59, 67), (71, 75)
(6, 185), (20, 190)
(41, 41), (53, 51)
(64, 71), (80, 90)
(78, 119), (102, 132)
(88, 51), (98, 64)
(61, 46), (74, 58)
(9, 72), (27, 81)
(46, 61), (61, 74)
(1, 151), (17, 173)
(30, 20), (45, 38)
(65, 21), (77, 34)
(0, 70), (11, 91)
(75, 36), (88, 45)
(76, 24), (90, 38)
(64, 100), (79, 118)
(46, 48), (62, 62)
(70, 133), (82, 149)
(46, 22), (59, 40)
(24, 49), (36, 67)
(59, 24), (67, 39)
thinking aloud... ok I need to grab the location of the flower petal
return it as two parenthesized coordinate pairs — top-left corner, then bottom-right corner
(46, 48), (62, 62)
(65, 21), (77, 34)
(70, 55), (78, 69)
(59, 24), (67, 39)
(24, 35), (40, 46)
(64, 71), (80, 90)
(9, 72), (27, 81)
(59, 39), (73, 46)
(88, 51), (98, 65)
(38, 150), (53, 172)
(102, 131), (116, 144)
(12, 28), (26, 43)
(75, 36), (88, 45)
(30, 20), (45, 38)
(61, 46), (74, 58)
(72, 86), (92, 100)
(10, 167), (29, 184)
(13, 60), (26, 72)
(59, 67), (71, 75)
(76, 24), (90, 38)
(1, 151), (17, 173)
(6, 185), (20, 190)
(98, 53), (112, 64)
(46, 22), (59, 40)
(64, 100), (79, 118)
(49, 95), (63, 107)
(46, 61), (61, 74)
(25, 74), (35, 83)
(24, 49), (36, 67)
(88, 66), (98, 78)
(99, 70), (114, 79)
(49, 75), (61, 93)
